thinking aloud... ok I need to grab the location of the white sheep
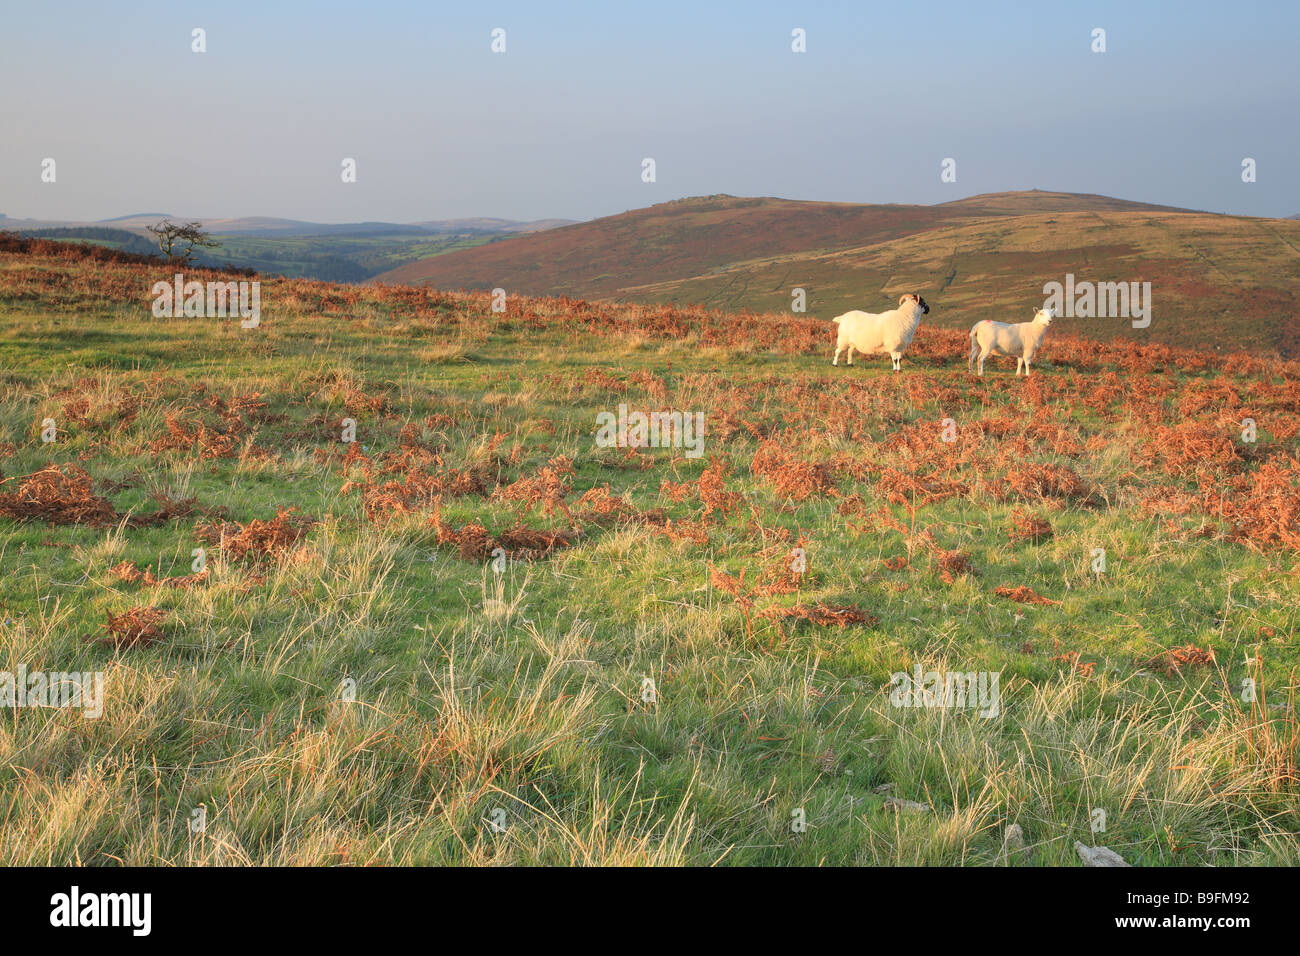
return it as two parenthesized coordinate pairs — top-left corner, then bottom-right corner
(831, 294), (930, 371)
(968, 308), (1053, 376)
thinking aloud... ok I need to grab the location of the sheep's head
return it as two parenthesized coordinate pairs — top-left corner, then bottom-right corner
(1033, 307), (1053, 326)
(899, 294), (930, 315)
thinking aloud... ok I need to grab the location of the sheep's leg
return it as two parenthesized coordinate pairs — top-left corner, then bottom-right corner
(832, 344), (841, 366)
(1015, 356), (1023, 376)
(968, 342), (978, 372)
(890, 351), (901, 371)
(1023, 356), (1031, 377)
(978, 349), (990, 376)
(846, 346), (854, 366)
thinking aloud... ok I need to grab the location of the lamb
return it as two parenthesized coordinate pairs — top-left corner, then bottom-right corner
(968, 308), (1053, 376)
(831, 294), (930, 371)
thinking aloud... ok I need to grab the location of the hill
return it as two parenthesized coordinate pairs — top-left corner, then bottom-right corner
(3, 215), (578, 284)
(1, 237), (1298, 865)
(2, 237), (1299, 866)
(411, 217), (577, 234)
(375, 191), (1300, 357)
(5, 226), (159, 256)
(0, 212), (576, 237)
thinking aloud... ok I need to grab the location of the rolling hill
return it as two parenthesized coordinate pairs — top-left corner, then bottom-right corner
(2, 234), (1298, 865)
(375, 191), (1300, 356)
(3, 214), (578, 283)
(0, 212), (575, 237)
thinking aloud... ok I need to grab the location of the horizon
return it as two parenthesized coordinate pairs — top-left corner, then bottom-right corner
(3, 0), (1297, 222)
(2, 187), (1286, 230)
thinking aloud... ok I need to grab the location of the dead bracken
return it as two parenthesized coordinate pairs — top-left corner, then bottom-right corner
(96, 606), (169, 648)
(995, 584), (1061, 606)
(1143, 644), (1217, 676)
(757, 603), (877, 627)
(750, 440), (838, 501)
(110, 560), (209, 589)
(0, 464), (117, 526)
(195, 508), (317, 561)
(1008, 510), (1053, 543)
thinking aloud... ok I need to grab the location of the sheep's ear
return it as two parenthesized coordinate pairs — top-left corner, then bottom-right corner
(899, 295), (910, 306)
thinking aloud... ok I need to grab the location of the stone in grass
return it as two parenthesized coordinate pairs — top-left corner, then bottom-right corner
(883, 797), (929, 813)
(1003, 823), (1026, 853)
(1075, 841), (1131, 867)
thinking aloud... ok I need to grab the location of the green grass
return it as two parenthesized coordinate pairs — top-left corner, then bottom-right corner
(0, 254), (1297, 866)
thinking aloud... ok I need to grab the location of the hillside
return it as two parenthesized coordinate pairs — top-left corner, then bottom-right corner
(2, 238), (1298, 866)
(4, 215), (578, 284)
(375, 191), (1300, 356)
(0, 213), (576, 237)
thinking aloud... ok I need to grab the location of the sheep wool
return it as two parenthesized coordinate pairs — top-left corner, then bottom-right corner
(968, 308), (1054, 376)
(831, 294), (930, 371)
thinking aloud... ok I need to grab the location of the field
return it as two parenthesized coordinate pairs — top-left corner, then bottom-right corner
(1, 236), (1298, 866)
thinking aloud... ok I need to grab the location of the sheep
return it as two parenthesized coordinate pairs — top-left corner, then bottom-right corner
(968, 307), (1053, 376)
(831, 294), (930, 371)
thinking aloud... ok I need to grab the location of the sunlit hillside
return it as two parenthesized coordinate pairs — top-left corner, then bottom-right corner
(2, 237), (1297, 865)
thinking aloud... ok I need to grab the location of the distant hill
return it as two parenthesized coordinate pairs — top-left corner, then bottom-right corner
(99, 212), (171, 223)
(9, 226), (158, 257)
(373, 191), (1300, 357)
(411, 217), (577, 234)
(1, 213), (576, 283)
(200, 217), (575, 237)
(0, 212), (575, 238)
(935, 190), (1199, 216)
(373, 191), (1194, 300)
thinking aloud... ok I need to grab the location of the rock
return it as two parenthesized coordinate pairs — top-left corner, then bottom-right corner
(1003, 823), (1026, 852)
(883, 797), (929, 813)
(1075, 841), (1131, 867)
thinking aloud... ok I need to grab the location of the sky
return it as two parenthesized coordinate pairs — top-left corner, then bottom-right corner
(2, 0), (1297, 223)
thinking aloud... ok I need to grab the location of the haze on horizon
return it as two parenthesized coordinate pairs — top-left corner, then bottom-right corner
(2, 0), (1297, 224)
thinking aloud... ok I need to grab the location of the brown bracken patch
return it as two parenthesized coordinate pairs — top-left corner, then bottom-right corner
(97, 606), (169, 648)
(1143, 644), (1217, 676)
(995, 584), (1060, 606)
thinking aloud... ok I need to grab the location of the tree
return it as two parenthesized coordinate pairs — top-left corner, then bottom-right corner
(146, 220), (219, 264)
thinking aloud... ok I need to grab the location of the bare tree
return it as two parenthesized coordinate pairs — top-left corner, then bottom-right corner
(146, 220), (219, 264)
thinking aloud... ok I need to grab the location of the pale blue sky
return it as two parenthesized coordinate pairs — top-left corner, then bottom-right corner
(2, 0), (1296, 222)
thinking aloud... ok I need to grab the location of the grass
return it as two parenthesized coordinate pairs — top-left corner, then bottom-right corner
(0, 240), (1297, 865)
